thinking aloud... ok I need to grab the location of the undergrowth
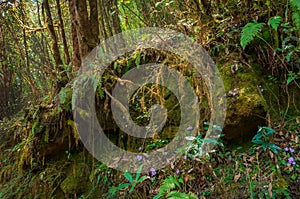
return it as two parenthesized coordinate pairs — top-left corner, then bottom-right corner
(1, 0), (299, 198)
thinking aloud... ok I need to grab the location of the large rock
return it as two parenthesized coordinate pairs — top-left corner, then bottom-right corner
(60, 161), (91, 195)
(219, 60), (267, 143)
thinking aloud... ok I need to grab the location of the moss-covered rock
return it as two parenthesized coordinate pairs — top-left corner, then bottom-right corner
(60, 161), (91, 195)
(219, 58), (267, 143)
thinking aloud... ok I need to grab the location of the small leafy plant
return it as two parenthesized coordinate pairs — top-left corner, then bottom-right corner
(184, 123), (222, 159)
(251, 126), (281, 153)
(108, 165), (147, 197)
(185, 134), (219, 159)
(154, 174), (198, 199)
(287, 71), (300, 85)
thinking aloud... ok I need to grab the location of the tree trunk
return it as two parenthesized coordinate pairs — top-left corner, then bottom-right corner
(68, 0), (81, 71)
(88, 0), (100, 42)
(44, 0), (68, 91)
(20, 0), (37, 98)
(109, 0), (122, 35)
(0, 22), (9, 110)
(56, 0), (70, 65)
(43, 0), (63, 67)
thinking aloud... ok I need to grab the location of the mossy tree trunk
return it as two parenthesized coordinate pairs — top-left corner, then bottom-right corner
(67, 0), (123, 145)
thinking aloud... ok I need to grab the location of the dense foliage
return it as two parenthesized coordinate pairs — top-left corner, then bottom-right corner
(0, 0), (299, 198)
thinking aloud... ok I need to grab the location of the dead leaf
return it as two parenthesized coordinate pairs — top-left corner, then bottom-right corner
(184, 174), (195, 183)
(269, 150), (274, 159)
(234, 173), (241, 182)
(249, 156), (255, 162)
(251, 174), (257, 180)
(268, 182), (272, 198)
(170, 162), (174, 169)
(295, 135), (299, 143)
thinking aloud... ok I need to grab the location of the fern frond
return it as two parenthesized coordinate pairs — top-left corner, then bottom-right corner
(160, 177), (177, 192)
(292, 11), (300, 30)
(153, 194), (163, 199)
(167, 191), (188, 199)
(154, 175), (181, 198)
(169, 175), (181, 188)
(290, 0), (300, 30)
(167, 191), (199, 199)
(268, 16), (282, 31)
(187, 192), (199, 199)
(290, 0), (300, 11)
(154, 175), (197, 199)
(240, 21), (265, 49)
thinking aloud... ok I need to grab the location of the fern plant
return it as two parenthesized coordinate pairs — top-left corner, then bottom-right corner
(268, 16), (282, 31)
(240, 15), (293, 50)
(240, 4), (300, 50)
(108, 165), (147, 197)
(268, 16), (282, 47)
(290, 0), (300, 33)
(167, 191), (198, 199)
(240, 20), (265, 49)
(154, 174), (198, 199)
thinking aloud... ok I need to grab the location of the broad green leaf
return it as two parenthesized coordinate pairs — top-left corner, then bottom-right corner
(263, 127), (276, 135)
(153, 194), (163, 199)
(203, 138), (219, 145)
(117, 183), (130, 190)
(124, 172), (133, 183)
(137, 176), (147, 183)
(252, 139), (263, 145)
(129, 184), (136, 193)
(136, 165), (143, 181)
(252, 133), (263, 140)
(269, 144), (281, 154)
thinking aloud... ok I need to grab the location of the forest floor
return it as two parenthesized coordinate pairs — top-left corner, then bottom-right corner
(0, 108), (299, 198)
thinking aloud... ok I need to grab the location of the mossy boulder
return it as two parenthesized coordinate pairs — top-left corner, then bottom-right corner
(219, 60), (267, 143)
(60, 161), (91, 195)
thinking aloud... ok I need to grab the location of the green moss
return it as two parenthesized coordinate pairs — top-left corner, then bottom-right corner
(273, 176), (289, 191)
(218, 58), (269, 141)
(60, 162), (91, 195)
(161, 126), (179, 139)
(219, 61), (267, 116)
